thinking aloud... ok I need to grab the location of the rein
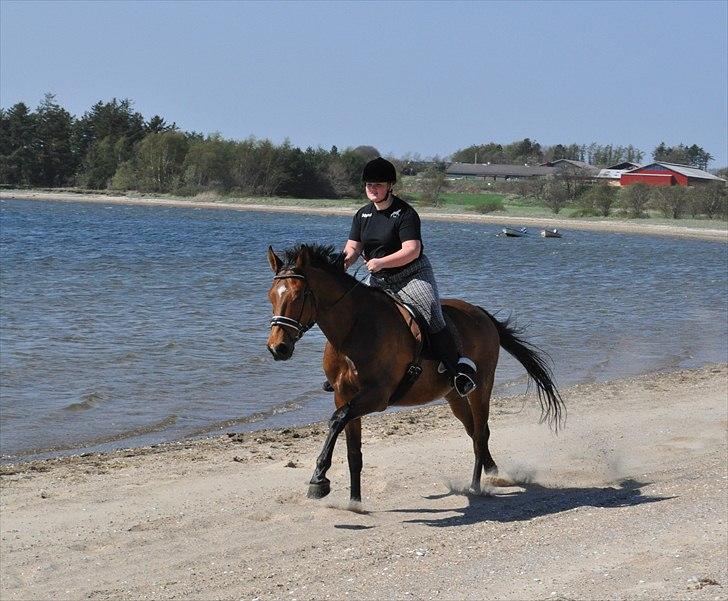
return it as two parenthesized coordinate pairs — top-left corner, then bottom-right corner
(269, 269), (365, 341)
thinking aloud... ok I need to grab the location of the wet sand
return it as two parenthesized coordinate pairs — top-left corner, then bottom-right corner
(2, 189), (726, 242)
(1, 365), (726, 600)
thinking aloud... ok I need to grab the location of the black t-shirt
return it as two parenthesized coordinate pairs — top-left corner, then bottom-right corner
(348, 195), (422, 274)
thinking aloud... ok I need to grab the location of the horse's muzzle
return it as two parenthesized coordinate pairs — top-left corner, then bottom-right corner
(267, 342), (293, 361)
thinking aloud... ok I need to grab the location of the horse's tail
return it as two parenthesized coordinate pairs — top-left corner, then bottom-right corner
(479, 307), (566, 431)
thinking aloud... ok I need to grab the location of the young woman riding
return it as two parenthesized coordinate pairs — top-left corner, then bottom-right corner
(342, 157), (477, 397)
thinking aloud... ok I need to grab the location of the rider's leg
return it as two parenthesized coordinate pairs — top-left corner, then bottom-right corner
(428, 326), (477, 396)
(387, 257), (477, 397)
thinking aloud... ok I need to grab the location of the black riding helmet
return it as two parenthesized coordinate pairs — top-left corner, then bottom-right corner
(362, 157), (397, 183)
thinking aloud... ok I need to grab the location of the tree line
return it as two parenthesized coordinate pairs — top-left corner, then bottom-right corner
(0, 94), (381, 197)
(0, 95), (722, 199)
(451, 139), (715, 170)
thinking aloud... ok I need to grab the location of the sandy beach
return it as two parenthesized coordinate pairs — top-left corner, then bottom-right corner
(2, 189), (727, 242)
(1, 365), (726, 600)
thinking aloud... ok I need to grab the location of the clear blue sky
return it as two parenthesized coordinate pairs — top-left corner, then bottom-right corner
(2, 0), (727, 166)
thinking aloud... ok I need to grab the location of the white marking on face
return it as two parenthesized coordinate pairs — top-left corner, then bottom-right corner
(277, 284), (287, 298)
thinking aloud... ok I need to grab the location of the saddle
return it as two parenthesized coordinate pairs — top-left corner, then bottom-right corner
(381, 290), (436, 404)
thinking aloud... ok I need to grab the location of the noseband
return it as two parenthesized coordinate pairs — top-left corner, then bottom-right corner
(270, 273), (315, 341)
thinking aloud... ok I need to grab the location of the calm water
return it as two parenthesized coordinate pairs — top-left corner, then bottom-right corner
(1, 199), (726, 462)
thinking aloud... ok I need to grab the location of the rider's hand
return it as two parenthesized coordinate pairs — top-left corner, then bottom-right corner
(366, 258), (383, 273)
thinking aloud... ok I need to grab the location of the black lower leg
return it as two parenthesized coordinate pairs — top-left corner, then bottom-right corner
(470, 459), (483, 493)
(471, 424), (497, 492)
(308, 404), (351, 499)
(483, 423), (497, 474)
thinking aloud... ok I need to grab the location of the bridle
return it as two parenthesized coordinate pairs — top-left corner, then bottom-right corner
(269, 267), (365, 342)
(269, 272), (315, 341)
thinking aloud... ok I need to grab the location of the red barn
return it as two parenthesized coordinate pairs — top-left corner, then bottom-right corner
(621, 162), (725, 187)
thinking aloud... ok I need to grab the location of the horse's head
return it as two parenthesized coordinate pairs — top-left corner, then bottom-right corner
(266, 245), (317, 361)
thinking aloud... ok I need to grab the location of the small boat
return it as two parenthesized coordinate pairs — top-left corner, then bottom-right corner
(540, 228), (562, 238)
(498, 227), (528, 238)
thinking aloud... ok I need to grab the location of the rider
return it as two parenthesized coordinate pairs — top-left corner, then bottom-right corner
(342, 157), (477, 397)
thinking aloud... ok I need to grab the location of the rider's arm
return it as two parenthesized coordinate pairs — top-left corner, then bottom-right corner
(343, 239), (363, 269)
(366, 240), (421, 272)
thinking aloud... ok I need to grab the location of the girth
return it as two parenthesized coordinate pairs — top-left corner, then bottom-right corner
(382, 290), (429, 405)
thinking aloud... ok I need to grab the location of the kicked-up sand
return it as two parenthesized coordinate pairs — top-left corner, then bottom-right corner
(1, 365), (726, 600)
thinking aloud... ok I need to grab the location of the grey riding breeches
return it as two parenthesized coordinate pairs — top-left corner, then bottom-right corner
(366, 254), (447, 333)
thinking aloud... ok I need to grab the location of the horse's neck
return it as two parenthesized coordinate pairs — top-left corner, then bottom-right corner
(308, 269), (370, 349)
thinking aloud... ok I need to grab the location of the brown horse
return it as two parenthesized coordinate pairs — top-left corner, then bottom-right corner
(266, 243), (564, 502)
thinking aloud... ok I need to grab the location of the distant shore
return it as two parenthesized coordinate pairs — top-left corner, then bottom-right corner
(2, 189), (727, 242)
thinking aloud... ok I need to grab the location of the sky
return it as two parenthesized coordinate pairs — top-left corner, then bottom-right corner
(1, 0), (727, 166)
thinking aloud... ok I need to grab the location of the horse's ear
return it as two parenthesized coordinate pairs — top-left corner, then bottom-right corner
(267, 246), (283, 273)
(296, 244), (310, 268)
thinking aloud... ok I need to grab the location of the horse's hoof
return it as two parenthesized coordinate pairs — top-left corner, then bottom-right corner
(307, 481), (331, 499)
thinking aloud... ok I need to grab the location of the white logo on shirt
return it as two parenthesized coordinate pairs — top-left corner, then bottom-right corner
(361, 212), (372, 218)
(390, 209), (401, 219)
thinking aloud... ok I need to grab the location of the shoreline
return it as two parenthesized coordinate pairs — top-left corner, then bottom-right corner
(0, 363), (723, 474)
(2, 189), (727, 242)
(2, 364), (726, 600)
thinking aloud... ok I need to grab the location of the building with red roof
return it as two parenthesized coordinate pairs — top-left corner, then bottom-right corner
(620, 162), (725, 187)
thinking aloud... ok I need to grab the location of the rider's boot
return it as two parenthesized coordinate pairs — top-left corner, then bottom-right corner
(429, 326), (477, 397)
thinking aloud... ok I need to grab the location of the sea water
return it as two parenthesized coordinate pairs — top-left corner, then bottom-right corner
(1, 198), (726, 461)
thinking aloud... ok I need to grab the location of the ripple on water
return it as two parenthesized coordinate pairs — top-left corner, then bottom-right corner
(1, 200), (726, 459)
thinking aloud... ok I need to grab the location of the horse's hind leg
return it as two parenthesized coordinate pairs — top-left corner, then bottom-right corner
(446, 392), (486, 493)
(344, 418), (362, 502)
(467, 375), (498, 493)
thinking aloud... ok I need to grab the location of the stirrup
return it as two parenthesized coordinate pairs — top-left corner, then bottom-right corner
(454, 358), (477, 397)
(454, 373), (477, 396)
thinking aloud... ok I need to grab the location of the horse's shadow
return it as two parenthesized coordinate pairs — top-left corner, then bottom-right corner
(388, 478), (671, 527)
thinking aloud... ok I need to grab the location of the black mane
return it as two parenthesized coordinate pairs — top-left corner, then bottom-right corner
(282, 243), (355, 282)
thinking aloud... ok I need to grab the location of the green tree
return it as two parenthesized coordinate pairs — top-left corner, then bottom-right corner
(582, 184), (617, 216)
(79, 136), (132, 188)
(182, 134), (231, 191)
(687, 182), (727, 219)
(451, 142), (505, 164)
(620, 183), (651, 218)
(110, 160), (138, 190)
(136, 131), (189, 192)
(34, 93), (75, 186)
(542, 177), (570, 214)
(505, 138), (543, 164)
(73, 99), (145, 187)
(0, 102), (36, 185)
(650, 186), (688, 219)
(145, 115), (176, 134)
(419, 165), (448, 207)
(351, 145), (380, 162)
(652, 143), (713, 169)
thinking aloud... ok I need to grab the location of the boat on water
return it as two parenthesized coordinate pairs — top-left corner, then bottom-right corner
(540, 228), (562, 238)
(498, 227), (528, 237)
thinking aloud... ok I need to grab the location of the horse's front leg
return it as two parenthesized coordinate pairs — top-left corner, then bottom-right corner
(344, 418), (362, 502)
(307, 385), (387, 500)
(308, 404), (353, 499)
